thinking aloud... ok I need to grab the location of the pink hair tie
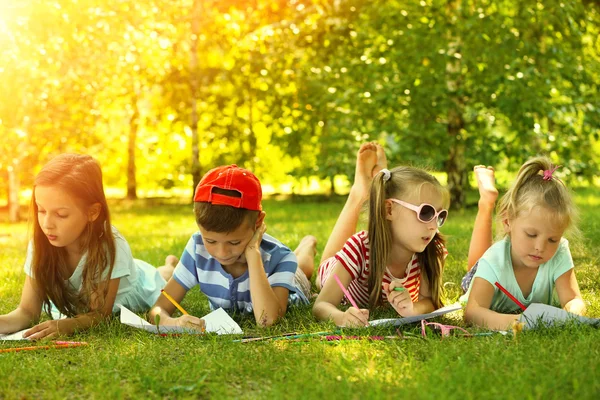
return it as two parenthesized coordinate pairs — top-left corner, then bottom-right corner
(542, 165), (560, 181)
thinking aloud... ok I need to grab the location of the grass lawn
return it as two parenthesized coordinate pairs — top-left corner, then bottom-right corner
(1, 189), (600, 399)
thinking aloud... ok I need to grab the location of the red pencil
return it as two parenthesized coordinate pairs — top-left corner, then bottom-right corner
(494, 282), (527, 311)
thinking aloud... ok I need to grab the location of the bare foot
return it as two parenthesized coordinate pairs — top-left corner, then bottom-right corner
(165, 255), (179, 267)
(294, 235), (317, 279)
(371, 143), (388, 177)
(157, 255), (179, 281)
(474, 165), (498, 208)
(351, 142), (378, 203)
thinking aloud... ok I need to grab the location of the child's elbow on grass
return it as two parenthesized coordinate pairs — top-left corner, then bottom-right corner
(565, 298), (587, 316)
(256, 315), (277, 328)
(311, 302), (328, 322)
(463, 305), (478, 325)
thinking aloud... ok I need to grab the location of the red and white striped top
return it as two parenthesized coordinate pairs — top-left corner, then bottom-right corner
(318, 230), (446, 307)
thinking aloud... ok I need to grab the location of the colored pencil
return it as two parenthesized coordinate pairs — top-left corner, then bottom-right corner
(494, 282), (527, 311)
(333, 274), (361, 310)
(161, 289), (189, 315)
(333, 274), (370, 327)
(0, 341), (88, 353)
(272, 331), (333, 341)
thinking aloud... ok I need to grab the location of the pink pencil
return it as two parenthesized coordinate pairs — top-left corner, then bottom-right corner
(333, 274), (361, 310)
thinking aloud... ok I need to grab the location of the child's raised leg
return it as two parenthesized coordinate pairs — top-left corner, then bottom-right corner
(157, 255), (178, 282)
(317, 142), (387, 290)
(293, 235), (317, 297)
(294, 235), (317, 280)
(467, 165), (499, 270)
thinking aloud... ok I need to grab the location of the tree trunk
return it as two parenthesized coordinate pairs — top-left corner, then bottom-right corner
(8, 162), (20, 223)
(329, 175), (336, 196)
(127, 99), (139, 200)
(445, 125), (467, 209)
(247, 70), (256, 168)
(190, 0), (201, 200)
(445, 14), (466, 209)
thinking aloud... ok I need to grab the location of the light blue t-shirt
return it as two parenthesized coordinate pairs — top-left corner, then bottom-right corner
(173, 232), (309, 314)
(24, 227), (166, 319)
(460, 237), (574, 313)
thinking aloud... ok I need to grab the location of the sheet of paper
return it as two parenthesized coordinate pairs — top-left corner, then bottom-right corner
(518, 303), (600, 330)
(0, 328), (30, 341)
(369, 303), (463, 327)
(201, 308), (244, 335)
(119, 305), (243, 335)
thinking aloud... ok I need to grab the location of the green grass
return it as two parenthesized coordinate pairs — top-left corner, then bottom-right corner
(1, 191), (600, 399)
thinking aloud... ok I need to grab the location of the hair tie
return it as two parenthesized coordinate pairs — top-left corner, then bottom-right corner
(542, 165), (560, 181)
(380, 168), (391, 182)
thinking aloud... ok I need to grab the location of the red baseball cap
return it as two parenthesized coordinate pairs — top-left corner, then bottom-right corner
(194, 165), (262, 211)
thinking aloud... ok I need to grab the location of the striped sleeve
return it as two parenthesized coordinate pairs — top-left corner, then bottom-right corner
(172, 235), (201, 291)
(334, 231), (367, 280)
(266, 246), (297, 292)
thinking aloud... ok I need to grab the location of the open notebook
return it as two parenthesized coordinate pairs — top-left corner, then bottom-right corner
(119, 305), (243, 335)
(518, 303), (600, 330)
(369, 303), (463, 327)
(1, 306), (243, 340)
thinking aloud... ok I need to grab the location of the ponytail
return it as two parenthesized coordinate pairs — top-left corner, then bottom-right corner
(497, 156), (577, 235)
(367, 171), (393, 308)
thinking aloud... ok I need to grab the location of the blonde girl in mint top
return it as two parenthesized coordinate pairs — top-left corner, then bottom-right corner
(0, 154), (173, 340)
(462, 156), (586, 330)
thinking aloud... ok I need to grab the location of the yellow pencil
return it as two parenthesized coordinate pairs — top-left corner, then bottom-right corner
(161, 289), (189, 315)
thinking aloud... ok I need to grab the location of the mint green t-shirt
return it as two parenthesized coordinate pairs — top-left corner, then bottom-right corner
(24, 227), (166, 319)
(460, 237), (574, 313)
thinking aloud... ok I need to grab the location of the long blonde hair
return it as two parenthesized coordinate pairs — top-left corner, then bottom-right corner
(497, 156), (578, 236)
(30, 154), (116, 317)
(367, 166), (449, 310)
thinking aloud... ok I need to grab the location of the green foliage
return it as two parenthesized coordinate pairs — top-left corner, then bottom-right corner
(0, 0), (598, 203)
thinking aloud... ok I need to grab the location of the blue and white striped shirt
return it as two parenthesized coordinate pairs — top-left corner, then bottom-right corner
(173, 232), (308, 313)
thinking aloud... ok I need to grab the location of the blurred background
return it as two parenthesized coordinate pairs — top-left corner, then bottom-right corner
(1, 0), (599, 222)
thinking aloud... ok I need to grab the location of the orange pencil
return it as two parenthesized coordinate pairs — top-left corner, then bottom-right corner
(0, 341), (88, 353)
(161, 289), (189, 315)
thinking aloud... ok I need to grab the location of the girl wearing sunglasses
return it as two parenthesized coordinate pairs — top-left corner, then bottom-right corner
(461, 157), (586, 330)
(313, 143), (449, 327)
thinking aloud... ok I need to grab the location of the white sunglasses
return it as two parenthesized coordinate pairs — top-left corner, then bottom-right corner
(389, 198), (448, 227)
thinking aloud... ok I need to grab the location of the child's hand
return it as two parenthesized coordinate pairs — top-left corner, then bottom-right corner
(169, 315), (206, 333)
(341, 307), (370, 327)
(23, 319), (73, 340)
(384, 281), (415, 317)
(245, 222), (267, 256)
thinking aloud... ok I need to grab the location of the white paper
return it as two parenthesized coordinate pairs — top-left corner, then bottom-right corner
(518, 303), (599, 330)
(369, 303), (463, 327)
(119, 305), (243, 335)
(201, 308), (244, 335)
(0, 328), (30, 341)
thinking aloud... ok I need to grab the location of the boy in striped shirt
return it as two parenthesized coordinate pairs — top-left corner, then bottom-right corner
(149, 165), (315, 328)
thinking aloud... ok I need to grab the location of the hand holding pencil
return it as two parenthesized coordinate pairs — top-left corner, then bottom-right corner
(341, 307), (370, 328)
(384, 281), (414, 317)
(171, 315), (206, 333)
(333, 274), (369, 327)
(159, 290), (206, 333)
